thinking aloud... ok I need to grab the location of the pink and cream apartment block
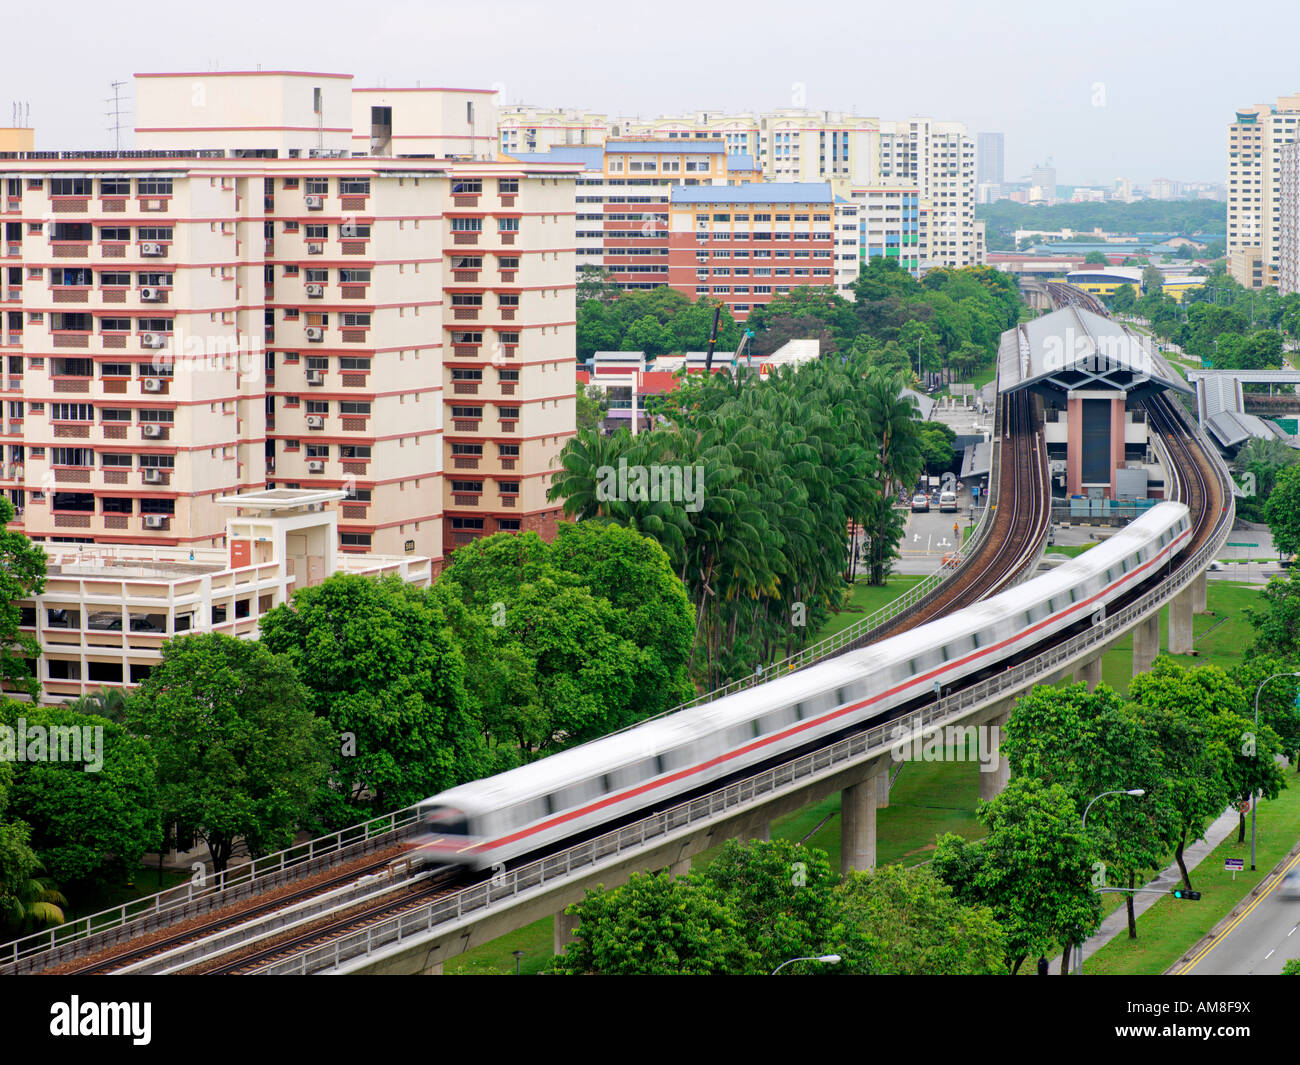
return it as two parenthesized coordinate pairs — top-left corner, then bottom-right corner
(0, 71), (578, 566)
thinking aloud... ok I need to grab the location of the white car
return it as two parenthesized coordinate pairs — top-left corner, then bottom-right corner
(1280, 869), (1300, 900)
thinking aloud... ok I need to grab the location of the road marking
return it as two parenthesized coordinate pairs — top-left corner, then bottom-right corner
(1178, 849), (1300, 973)
(1266, 949), (1275, 959)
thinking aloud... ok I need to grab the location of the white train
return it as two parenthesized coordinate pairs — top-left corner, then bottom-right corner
(410, 502), (1193, 869)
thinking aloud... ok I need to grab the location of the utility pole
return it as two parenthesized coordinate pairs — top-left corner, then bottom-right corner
(106, 80), (131, 151)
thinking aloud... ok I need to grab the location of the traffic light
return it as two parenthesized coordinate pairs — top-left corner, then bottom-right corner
(1171, 888), (1202, 900)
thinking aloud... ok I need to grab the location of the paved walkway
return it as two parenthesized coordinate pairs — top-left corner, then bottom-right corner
(1046, 806), (1240, 974)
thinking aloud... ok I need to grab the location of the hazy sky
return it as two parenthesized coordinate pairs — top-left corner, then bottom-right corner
(8, 0), (1300, 186)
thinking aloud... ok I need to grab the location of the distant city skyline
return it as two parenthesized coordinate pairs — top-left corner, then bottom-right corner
(5, 0), (1300, 185)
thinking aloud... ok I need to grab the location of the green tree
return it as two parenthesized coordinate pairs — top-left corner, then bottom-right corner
(1127, 659), (1239, 890)
(1245, 571), (1300, 659)
(1233, 657), (1300, 771)
(1084, 251), (1109, 265)
(550, 871), (758, 975)
(699, 839), (840, 973)
(258, 574), (479, 822)
(575, 384), (607, 432)
(575, 265), (618, 303)
(126, 633), (333, 872)
(1110, 284), (1138, 315)
(0, 762), (66, 933)
(933, 777), (1101, 974)
(0, 497), (47, 699)
(1002, 683), (1178, 939)
(836, 864), (1006, 974)
(0, 702), (160, 890)
(1265, 464), (1300, 559)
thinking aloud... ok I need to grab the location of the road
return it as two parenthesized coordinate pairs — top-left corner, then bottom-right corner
(1178, 849), (1300, 975)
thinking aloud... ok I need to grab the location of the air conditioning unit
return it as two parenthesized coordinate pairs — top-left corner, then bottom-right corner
(305, 327), (324, 342)
(305, 283), (324, 298)
(307, 460), (324, 473)
(140, 287), (161, 302)
(305, 195), (324, 209)
(142, 332), (166, 349)
(140, 242), (163, 257)
(143, 377), (163, 392)
(143, 468), (163, 482)
(307, 243), (324, 254)
(144, 514), (165, 528)
(340, 223), (356, 238)
(142, 425), (163, 439)
(306, 369), (323, 385)
(306, 415), (324, 429)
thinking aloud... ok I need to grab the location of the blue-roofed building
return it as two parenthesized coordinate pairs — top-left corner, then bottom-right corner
(667, 182), (858, 319)
(670, 182), (834, 205)
(502, 139), (765, 290)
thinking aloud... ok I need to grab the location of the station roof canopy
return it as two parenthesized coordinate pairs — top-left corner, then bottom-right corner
(997, 306), (1192, 401)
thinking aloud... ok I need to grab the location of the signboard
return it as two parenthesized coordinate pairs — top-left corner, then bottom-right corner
(972, 485), (980, 499)
(404, 540), (415, 554)
(1225, 858), (1244, 871)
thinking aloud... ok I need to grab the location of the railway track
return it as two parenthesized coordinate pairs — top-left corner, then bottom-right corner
(48, 849), (408, 976)
(191, 868), (470, 975)
(857, 389), (1050, 646)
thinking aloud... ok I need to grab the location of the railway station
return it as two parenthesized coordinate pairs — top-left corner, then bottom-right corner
(998, 305), (1193, 507)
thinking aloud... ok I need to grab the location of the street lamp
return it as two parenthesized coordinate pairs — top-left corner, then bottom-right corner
(1073, 788), (1146, 974)
(1251, 672), (1300, 870)
(770, 954), (842, 975)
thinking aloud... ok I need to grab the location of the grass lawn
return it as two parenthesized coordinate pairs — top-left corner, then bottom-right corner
(69, 867), (193, 920)
(813, 575), (926, 643)
(1045, 542), (1099, 559)
(1090, 579), (1261, 696)
(1084, 780), (1300, 975)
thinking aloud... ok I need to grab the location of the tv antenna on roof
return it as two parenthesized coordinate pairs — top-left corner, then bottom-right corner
(106, 80), (131, 151)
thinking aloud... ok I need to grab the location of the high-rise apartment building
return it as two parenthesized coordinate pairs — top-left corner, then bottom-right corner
(1228, 97), (1300, 289)
(977, 132), (1004, 188)
(507, 140), (762, 290)
(0, 71), (577, 566)
(499, 105), (985, 271)
(1278, 142), (1300, 295)
(1029, 163), (1057, 205)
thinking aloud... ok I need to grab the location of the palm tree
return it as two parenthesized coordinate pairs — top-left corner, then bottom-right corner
(1, 859), (67, 933)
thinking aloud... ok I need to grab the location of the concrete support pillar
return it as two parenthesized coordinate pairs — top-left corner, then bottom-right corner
(667, 857), (691, 877)
(1169, 585), (1194, 655)
(978, 713), (1009, 803)
(554, 906), (580, 957)
(876, 770), (891, 809)
(1077, 655), (1103, 691)
(1192, 569), (1208, 615)
(840, 777), (878, 875)
(1133, 612), (1160, 674)
(425, 961), (443, 975)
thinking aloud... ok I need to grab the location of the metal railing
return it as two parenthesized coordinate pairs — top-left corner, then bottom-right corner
(0, 805), (422, 971)
(264, 473), (1231, 976)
